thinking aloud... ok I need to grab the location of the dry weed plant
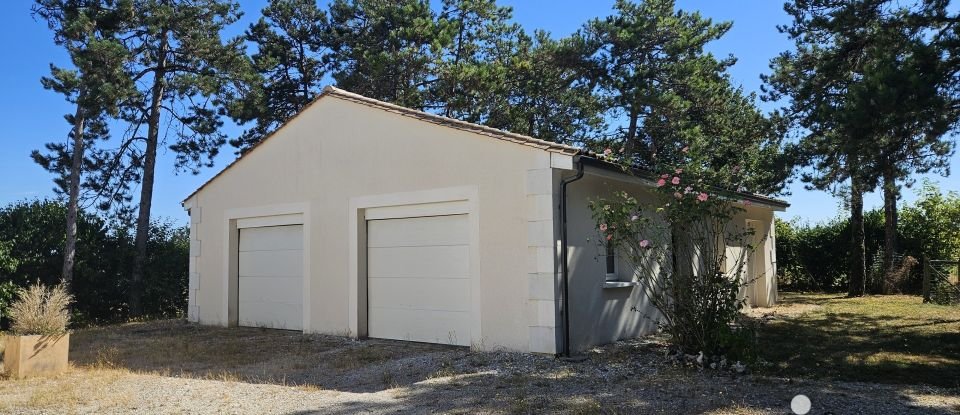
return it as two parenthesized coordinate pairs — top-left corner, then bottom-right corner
(9, 282), (73, 335)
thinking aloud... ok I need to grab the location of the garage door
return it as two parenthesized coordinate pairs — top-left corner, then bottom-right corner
(238, 225), (303, 330)
(367, 214), (471, 346)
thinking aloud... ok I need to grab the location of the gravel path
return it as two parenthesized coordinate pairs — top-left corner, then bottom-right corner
(1, 321), (958, 414)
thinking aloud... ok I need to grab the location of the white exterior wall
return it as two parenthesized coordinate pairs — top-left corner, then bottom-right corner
(564, 168), (661, 352)
(185, 96), (564, 352)
(739, 206), (778, 307)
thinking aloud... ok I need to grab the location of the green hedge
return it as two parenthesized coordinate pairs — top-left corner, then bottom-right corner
(0, 200), (188, 328)
(776, 182), (960, 293)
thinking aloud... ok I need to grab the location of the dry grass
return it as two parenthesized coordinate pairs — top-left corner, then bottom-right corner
(1, 315), (958, 414)
(8, 283), (73, 336)
(0, 367), (132, 412)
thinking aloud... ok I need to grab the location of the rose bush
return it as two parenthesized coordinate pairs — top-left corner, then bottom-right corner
(590, 149), (761, 361)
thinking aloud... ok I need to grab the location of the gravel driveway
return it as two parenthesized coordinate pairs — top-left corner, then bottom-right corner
(1, 320), (958, 414)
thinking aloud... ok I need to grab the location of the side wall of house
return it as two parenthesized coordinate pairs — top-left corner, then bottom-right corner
(184, 96), (564, 352)
(564, 168), (661, 352)
(737, 206), (778, 307)
(563, 167), (781, 351)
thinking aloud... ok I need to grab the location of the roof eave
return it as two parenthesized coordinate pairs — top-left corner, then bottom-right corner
(577, 156), (790, 211)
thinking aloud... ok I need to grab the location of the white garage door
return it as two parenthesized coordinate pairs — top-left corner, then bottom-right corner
(367, 214), (471, 346)
(239, 225), (303, 330)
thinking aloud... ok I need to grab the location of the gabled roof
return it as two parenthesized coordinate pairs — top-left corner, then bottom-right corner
(182, 86), (580, 202)
(182, 86), (789, 210)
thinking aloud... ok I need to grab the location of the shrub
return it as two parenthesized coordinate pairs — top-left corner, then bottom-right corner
(8, 283), (73, 336)
(776, 181), (960, 293)
(0, 280), (17, 329)
(0, 200), (188, 325)
(589, 164), (758, 359)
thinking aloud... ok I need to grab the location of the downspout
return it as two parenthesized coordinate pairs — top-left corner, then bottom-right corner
(559, 156), (584, 358)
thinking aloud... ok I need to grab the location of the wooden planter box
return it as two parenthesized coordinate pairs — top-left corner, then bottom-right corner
(3, 333), (70, 379)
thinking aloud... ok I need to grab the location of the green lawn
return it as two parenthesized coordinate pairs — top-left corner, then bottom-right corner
(755, 292), (960, 388)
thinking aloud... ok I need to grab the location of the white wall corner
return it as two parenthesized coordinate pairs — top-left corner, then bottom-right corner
(525, 168), (553, 196)
(189, 239), (201, 257)
(188, 269), (200, 322)
(526, 194), (553, 222)
(189, 206), (202, 224)
(528, 326), (557, 354)
(525, 166), (559, 354)
(526, 221), (554, 248)
(528, 273), (554, 301)
(550, 153), (574, 170)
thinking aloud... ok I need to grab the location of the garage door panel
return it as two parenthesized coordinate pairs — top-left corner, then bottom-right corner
(238, 301), (302, 331)
(239, 250), (303, 278)
(239, 225), (303, 251)
(368, 277), (470, 312)
(368, 307), (471, 346)
(367, 214), (472, 346)
(238, 224), (303, 331)
(238, 276), (303, 304)
(367, 245), (469, 279)
(367, 215), (469, 247)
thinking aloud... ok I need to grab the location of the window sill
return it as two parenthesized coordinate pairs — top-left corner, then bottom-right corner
(603, 281), (639, 289)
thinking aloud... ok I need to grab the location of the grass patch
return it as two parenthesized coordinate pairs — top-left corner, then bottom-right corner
(755, 292), (960, 387)
(330, 344), (393, 371)
(0, 369), (132, 412)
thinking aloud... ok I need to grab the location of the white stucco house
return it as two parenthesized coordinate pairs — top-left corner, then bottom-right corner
(182, 86), (788, 355)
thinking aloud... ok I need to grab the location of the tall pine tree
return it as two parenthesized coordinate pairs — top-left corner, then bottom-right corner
(31, 0), (137, 287)
(767, 0), (960, 295)
(116, 0), (251, 315)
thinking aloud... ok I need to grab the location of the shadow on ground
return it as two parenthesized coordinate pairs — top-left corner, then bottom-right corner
(752, 293), (960, 389)
(62, 319), (960, 414)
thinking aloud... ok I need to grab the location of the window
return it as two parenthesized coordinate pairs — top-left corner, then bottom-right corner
(605, 239), (617, 281)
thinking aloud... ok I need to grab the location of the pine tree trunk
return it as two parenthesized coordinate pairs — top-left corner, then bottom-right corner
(131, 32), (168, 317)
(882, 165), (898, 292)
(62, 92), (86, 287)
(623, 108), (639, 161)
(848, 176), (867, 297)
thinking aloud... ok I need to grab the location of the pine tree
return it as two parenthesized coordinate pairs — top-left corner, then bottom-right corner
(322, 0), (438, 109)
(767, 0), (960, 295)
(230, 0), (328, 151)
(31, 0), (137, 287)
(117, 0), (251, 315)
(587, 0), (790, 194)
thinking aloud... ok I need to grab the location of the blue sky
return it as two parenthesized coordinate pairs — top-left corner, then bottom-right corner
(1, 0), (957, 225)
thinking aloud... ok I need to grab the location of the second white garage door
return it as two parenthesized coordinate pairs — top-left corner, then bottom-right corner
(367, 214), (471, 346)
(238, 225), (303, 330)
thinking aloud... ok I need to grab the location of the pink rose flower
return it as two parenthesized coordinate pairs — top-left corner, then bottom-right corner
(697, 192), (708, 202)
(603, 148), (613, 156)
(639, 239), (650, 248)
(684, 186), (693, 193)
(674, 192), (683, 199)
(656, 179), (666, 187)
(675, 168), (683, 174)
(671, 177), (680, 185)
(599, 223), (608, 232)
(660, 173), (670, 179)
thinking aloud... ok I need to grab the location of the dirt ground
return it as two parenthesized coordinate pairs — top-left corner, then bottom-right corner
(1, 308), (959, 414)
